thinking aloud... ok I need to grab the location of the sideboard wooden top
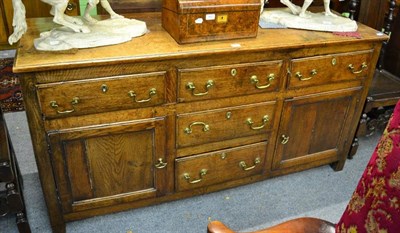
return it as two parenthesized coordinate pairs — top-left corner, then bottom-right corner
(13, 12), (387, 73)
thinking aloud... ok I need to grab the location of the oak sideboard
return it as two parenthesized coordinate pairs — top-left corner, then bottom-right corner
(13, 12), (387, 233)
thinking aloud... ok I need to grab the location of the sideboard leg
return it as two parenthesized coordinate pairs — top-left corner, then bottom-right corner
(20, 75), (66, 233)
(51, 223), (67, 233)
(330, 160), (345, 171)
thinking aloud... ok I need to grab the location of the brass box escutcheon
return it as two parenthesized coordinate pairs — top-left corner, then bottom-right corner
(217, 14), (228, 23)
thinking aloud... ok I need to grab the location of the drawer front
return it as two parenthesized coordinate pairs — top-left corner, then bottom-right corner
(178, 61), (283, 102)
(37, 72), (166, 118)
(288, 50), (373, 89)
(177, 101), (275, 148)
(176, 142), (267, 192)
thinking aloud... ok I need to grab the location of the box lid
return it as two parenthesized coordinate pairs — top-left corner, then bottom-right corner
(163, 0), (261, 14)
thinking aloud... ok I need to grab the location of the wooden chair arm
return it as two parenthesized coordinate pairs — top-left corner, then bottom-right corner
(207, 217), (335, 233)
(207, 221), (236, 233)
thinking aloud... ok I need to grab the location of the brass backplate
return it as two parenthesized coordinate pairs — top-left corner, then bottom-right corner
(217, 14), (228, 23)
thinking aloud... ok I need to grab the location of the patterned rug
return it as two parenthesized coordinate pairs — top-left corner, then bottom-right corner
(0, 58), (24, 112)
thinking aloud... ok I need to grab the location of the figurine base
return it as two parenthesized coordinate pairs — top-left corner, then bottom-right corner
(260, 8), (358, 32)
(34, 18), (147, 51)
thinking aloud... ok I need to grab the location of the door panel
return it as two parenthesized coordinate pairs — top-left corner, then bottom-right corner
(85, 131), (154, 197)
(48, 118), (167, 213)
(273, 88), (361, 170)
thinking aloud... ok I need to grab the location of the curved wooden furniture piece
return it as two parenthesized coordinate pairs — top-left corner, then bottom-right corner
(350, 0), (400, 157)
(0, 108), (31, 233)
(207, 217), (335, 233)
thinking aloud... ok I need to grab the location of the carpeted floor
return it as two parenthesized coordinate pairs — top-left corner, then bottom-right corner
(0, 51), (24, 113)
(0, 111), (380, 233)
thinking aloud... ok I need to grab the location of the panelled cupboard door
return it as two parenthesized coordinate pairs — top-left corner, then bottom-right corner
(47, 118), (168, 214)
(272, 88), (361, 170)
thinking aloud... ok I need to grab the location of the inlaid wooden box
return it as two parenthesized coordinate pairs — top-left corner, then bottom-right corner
(162, 0), (261, 44)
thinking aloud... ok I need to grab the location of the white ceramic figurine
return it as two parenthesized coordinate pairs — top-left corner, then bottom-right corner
(8, 0), (125, 45)
(259, 0), (358, 32)
(280, 0), (336, 18)
(8, 0), (147, 51)
(83, 0), (124, 23)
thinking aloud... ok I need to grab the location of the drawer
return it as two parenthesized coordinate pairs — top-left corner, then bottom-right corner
(37, 72), (167, 118)
(288, 50), (373, 89)
(177, 101), (275, 148)
(178, 61), (283, 102)
(175, 142), (267, 192)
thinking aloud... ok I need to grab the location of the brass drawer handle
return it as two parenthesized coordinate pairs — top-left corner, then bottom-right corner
(154, 158), (167, 169)
(183, 169), (207, 184)
(348, 62), (367, 74)
(246, 115), (269, 130)
(281, 135), (290, 144)
(50, 97), (80, 114)
(186, 80), (214, 96)
(128, 88), (157, 103)
(239, 157), (261, 171)
(250, 74), (275, 89)
(295, 69), (317, 81)
(184, 122), (210, 134)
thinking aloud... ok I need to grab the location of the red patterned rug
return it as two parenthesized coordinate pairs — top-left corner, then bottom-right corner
(0, 58), (24, 112)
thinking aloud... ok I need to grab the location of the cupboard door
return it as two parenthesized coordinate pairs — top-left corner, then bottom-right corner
(272, 89), (360, 170)
(47, 118), (167, 214)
